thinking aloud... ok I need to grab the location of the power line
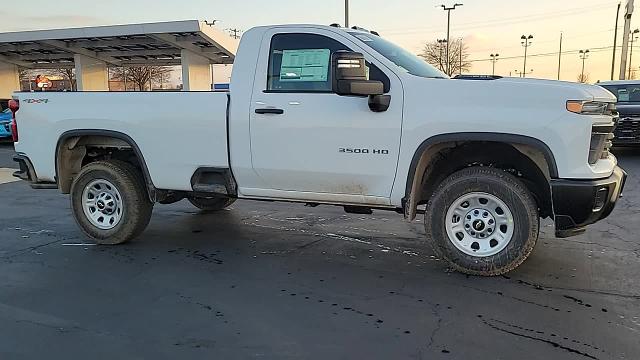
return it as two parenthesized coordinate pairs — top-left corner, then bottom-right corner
(468, 45), (621, 63)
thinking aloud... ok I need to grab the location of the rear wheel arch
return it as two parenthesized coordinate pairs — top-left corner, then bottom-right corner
(55, 130), (156, 201)
(404, 133), (558, 220)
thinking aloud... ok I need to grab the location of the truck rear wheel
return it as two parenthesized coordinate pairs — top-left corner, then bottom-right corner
(70, 160), (153, 245)
(424, 167), (539, 276)
(188, 197), (236, 211)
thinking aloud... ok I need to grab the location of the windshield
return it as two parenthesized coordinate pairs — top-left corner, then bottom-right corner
(601, 84), (640, 103)
(348, 32), (447, 79)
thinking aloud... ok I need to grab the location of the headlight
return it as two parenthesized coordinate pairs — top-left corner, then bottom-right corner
(566, 100), (616, 115)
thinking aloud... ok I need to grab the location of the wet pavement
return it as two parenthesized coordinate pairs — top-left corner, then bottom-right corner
(0, 143), (639, 359)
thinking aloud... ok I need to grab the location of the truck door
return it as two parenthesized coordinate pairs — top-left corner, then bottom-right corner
(248, 29), (403, 203)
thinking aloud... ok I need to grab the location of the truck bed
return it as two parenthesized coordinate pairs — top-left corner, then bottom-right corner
(13, 91), (230, 191)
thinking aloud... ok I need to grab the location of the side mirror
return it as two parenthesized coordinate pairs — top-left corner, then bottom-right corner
(332, 51), (384, 96)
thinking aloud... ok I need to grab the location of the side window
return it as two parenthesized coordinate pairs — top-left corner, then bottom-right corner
(267, 33), (391, 93)
(267, 33), (349, 92)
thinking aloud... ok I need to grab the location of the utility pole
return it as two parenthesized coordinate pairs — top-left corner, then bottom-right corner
(630, 29), (640, 78)
(490, 53), (499, 75)
(620, 0), (635, 80)
(123, 66), (127, 91)
(612, 3), (622, 80)
(459, 38), (463, 75)
(579, 49), (590, 82)
(440, 3), (463, 75)
(521, 34), (534, 78)
(206, 20), (219, 89)
(557, 32), (563, 80)
(437, 39), (448, 73)
(345, 0), (350, 28)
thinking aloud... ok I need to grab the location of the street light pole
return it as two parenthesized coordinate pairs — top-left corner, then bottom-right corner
(345, 0), (350, 28)
(579, 49), (590, 82)
(441, 3), (463, 75)
(438, 39), (448, 73)
(490, 53), (499, 75)
(521, 34), (534, 78)
(629, 29), (640, 78)
(459, 37), (463, 75)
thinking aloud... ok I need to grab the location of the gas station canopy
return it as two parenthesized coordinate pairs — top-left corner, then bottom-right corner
(0, 20), (236, 68)
(0, 20), (238, 95)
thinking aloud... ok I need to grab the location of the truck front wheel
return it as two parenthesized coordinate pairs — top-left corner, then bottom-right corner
(70, 160), (153, 245)
(424, 167), (539, 276)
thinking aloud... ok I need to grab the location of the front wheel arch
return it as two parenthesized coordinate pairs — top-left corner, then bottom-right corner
(403, 133), (557, 221)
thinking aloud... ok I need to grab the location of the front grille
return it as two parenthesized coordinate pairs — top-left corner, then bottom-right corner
(589, 123), (616, 165)
(614, 116), (640, 144)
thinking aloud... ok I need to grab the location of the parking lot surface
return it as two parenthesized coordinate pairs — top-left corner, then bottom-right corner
(0, 143), (638, 360)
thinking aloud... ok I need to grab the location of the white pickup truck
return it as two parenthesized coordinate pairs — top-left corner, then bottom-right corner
(10, 24), (627, 276)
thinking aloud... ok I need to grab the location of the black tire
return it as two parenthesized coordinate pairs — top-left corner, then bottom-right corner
(70, 160), (153, 245)
(424, 167), (539, 276)
(188, 197), (236, 211)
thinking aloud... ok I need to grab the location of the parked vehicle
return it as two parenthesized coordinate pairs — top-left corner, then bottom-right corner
(11, 25), (626, 276)
(0, 108), (13, 139)
(598, 80), (640, 146)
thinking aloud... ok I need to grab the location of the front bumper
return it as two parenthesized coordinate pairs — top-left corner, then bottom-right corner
(551, 166), (627, 238)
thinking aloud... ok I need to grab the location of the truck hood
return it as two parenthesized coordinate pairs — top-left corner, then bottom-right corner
(486, 77), (617, 102)
(402, 76), (617, 117)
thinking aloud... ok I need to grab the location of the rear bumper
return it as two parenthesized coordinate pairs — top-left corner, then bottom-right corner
(12, 154), (58, 189)
(551, 166), (627, 238)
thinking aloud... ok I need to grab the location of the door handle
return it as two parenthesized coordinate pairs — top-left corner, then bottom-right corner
(255, 108), (284, 115)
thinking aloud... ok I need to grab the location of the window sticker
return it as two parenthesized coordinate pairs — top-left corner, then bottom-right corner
(618, 89), (630, 102)
(280, 49), (331, 82)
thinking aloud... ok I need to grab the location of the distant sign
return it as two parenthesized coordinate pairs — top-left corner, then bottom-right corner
(280, 49), (330, 82)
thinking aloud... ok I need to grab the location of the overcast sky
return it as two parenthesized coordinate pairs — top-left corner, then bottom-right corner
(0, 0), (629, 82)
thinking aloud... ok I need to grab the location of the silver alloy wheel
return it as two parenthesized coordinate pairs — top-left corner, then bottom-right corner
(81, 179), (124, 230)
(445, 192), (515, 257)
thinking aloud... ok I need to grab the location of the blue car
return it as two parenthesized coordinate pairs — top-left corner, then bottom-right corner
(0, 108), (12, 139)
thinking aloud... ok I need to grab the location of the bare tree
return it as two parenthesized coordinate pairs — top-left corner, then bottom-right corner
(110, 66), (173, 91)
(53, 68), (76, 91)
(577, 73), (590, 84)
(420, 38), (471, 76)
